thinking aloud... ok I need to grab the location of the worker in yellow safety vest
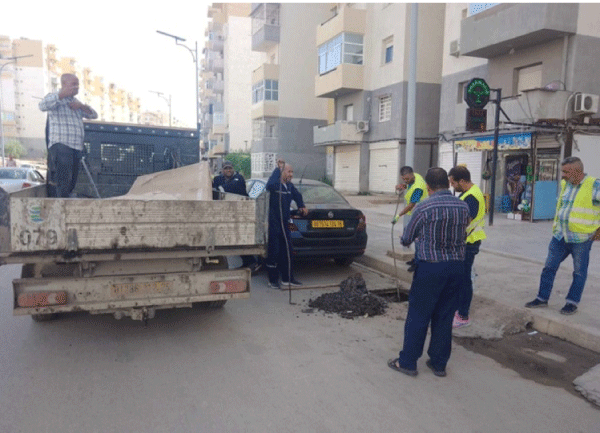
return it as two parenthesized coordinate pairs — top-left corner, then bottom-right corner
(392, 166), (429, 272)
(448, 166), (487, 328)
(525, 156), (600, 315)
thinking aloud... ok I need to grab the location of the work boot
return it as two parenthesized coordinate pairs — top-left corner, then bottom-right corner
(560, 303), (577, 315)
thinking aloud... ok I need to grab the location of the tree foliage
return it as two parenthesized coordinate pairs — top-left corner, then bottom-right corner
(226, 151), (251, 179)
(5, 139), (27, 159)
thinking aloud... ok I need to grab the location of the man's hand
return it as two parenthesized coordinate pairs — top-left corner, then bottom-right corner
(68, 101), (92, 114)
(395, 183), (407, 192)
(594, 227), (600, 241)
(391, 214), (400, 225)
(276, 158), (285, 171)
(298, 207), (308, 217)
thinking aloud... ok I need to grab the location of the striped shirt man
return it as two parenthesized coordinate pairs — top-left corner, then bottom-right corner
(401, 190), (470, 262)
(553, 176), (600, 243)
(39, 93), (98, 151)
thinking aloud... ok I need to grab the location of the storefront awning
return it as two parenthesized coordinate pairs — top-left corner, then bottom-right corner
(455, 132), (532, 151)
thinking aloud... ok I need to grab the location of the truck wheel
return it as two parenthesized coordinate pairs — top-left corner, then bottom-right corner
(334, 257), (354, 266)
(31, 313), (58, 322)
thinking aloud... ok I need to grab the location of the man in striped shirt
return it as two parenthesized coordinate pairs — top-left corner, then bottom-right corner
(39, 74), (98, 197)
(525, 156), (600, 315)
(388, 167), (470, 378)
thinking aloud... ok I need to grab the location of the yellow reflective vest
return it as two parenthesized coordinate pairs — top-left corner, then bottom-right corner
(554, 177), (600, 234)
(460, 184), (487, 243)
(405, 173), (428, 215)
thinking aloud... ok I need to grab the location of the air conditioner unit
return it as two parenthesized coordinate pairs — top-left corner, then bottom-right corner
(449, 39), (460, 57)
(574, 93), (600, 115)
(356, 120), (369, 132)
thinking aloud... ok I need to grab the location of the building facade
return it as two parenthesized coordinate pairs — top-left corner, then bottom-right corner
(312, 3), (445, 193)
(249, 3), (330, 180)
(439, 3), (600, 220)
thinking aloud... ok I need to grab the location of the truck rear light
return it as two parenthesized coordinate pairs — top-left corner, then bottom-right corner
(357, 213), (366, 231)
(210, 280), (247, 293)
(17, 291), (68, 308)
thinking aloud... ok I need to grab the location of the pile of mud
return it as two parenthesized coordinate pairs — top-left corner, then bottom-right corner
(308, 273), (387, 319)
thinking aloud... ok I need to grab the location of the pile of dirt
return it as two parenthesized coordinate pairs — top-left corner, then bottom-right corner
(308, 273), (387, 319)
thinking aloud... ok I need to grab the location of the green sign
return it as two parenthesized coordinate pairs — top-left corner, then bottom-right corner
(466, 108), (487, 132)
(464, 78), (490, 109)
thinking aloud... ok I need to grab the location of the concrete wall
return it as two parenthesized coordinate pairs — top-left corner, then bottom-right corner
(573, 134), (600, 178)
(569, 34), (600, 96)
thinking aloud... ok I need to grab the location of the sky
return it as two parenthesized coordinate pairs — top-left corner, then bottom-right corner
(2, 0), (210, 126)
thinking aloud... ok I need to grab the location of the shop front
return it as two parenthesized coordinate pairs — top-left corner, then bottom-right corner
(442, 131), (561, 221)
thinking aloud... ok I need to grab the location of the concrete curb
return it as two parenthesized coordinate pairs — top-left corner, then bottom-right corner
(357, 252), (600, 353)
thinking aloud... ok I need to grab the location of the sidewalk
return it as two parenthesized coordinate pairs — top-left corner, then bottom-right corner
(344, 193), (600, 353)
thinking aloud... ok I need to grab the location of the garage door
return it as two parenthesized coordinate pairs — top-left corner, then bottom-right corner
(456, 151), (483, 189)
(369, 143), (398, 193)
(335, 145), (360, 193)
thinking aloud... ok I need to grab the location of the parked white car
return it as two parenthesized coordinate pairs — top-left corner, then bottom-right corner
(0, 167), (45, 193)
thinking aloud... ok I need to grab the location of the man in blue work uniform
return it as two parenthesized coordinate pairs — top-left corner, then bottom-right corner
(388, 167), (470, 378)
(265, 158), (308, 289)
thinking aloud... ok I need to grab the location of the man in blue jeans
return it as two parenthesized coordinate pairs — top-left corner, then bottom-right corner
(388, 168), (470, 378)
(525, 157), (600, 315)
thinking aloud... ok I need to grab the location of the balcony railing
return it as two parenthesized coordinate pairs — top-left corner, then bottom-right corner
(315, 64), (364, 98)
(313, 120), (365, 146)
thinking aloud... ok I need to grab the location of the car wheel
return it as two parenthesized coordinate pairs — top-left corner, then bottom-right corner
(334, 257), (354, 266)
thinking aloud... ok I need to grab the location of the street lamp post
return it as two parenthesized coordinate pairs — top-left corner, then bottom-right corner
(0, 54), (33, 166)
(156, 30), (200, 134)
(149, 90), (172, 127)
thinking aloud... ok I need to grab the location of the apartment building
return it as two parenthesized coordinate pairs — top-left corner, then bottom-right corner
(249, 3), (330, 180)
(312, 3), (445, 193)
(200, 3), (263, 158)
(439, 3), (600, 220)
(0, 37), (142, 159)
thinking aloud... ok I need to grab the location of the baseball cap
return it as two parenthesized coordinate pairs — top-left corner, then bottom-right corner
(222, 160), (233, 168)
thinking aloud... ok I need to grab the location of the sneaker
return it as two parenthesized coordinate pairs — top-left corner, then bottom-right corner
(267, 281), (280, 290)
(426, 360), (447, 377)
(452, 311), (471, 329)
(525, 298), (548, 308)
(281, 279), (302, 287)
(560, 303), (578, 315)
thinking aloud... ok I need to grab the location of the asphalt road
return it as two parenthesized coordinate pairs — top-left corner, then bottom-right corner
(1, 262), (599, 433)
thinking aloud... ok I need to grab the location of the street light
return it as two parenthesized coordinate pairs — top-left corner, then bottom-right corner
(0, 54), (33, 166)
(156, 30), (200, 134)
(149, 90), (172, 127)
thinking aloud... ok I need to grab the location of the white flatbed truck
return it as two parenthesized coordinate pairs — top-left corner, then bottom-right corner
(0, 163), (267, 322)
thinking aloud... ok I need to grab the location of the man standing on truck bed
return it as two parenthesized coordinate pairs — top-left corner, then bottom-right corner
(39, 73), (98, 198)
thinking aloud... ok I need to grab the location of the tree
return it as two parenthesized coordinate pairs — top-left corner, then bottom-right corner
(4, 139), (27, 159)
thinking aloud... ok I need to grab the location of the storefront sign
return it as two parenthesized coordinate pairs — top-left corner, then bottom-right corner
(455, 133), (532, 151)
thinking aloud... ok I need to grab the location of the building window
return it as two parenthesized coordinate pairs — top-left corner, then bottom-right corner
(344, 104), (354, 121)
(515, 63), (542, 95)
(383, 36), (393, 64)
(253, 118), (278, 139)
(252, 80), (278, 104)
(379, 95), (391, 122)
(318, 32), (363, 75)
(457, 81), (468, 104)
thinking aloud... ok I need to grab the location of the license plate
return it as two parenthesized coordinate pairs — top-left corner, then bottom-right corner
(311, 220), (344, 228)
(110, 281), (174, 297)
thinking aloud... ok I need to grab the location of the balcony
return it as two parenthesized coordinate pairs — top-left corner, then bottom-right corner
(252, 63), (279, 84)
(213, 79), (224, 94)
(207, 37), (224, 53)
(315, 63), (363, 98)
(212, 112), (227, 135)
(313, 121), (365, 146)
(209, 58), (224, 73)
(460, 3), (578, 58)
(453, 89), (572, 132)
(205, 21), (223, 37)
(316, 7), (366, 47)
(252, 24), (279, 52)
(251, 101), (279, 120)
(252, 137), (279, 153)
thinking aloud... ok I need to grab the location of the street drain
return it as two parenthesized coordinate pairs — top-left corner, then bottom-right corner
(308, 273), (390, 319)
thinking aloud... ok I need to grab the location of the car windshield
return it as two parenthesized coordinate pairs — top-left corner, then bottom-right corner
(0, 169), (26, 180)
(296, 184), (348, 205)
